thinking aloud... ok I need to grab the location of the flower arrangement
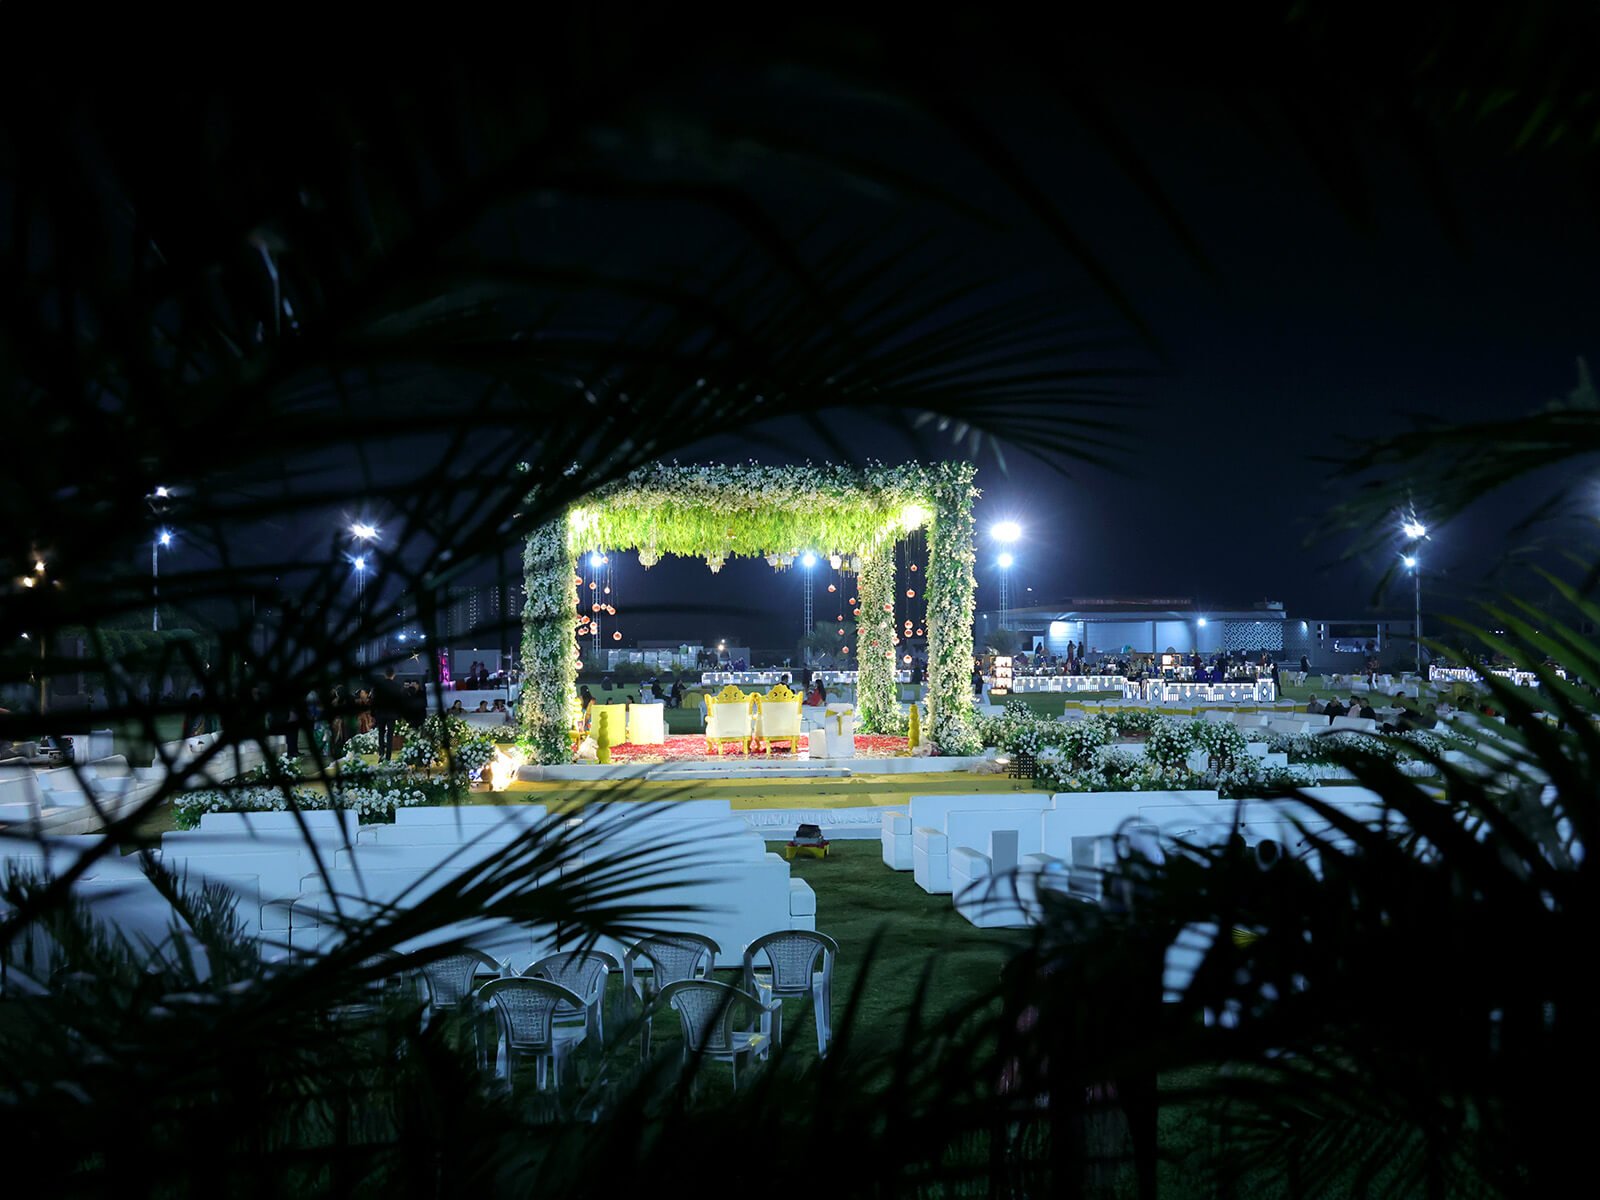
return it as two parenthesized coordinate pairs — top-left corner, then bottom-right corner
(1192, 720), (1249, 771)
(1143, 718), (1200, 775)
(398, 714), (498, 778)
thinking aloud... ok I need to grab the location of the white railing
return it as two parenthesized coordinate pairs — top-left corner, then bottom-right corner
(700, 670), (911, 687)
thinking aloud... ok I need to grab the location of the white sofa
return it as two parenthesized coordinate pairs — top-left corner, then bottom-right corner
(880, 811), (913, 869)
(908, 793), (1055, 893)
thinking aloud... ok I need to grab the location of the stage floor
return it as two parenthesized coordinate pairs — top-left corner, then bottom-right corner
(498, 771), (1045, 839)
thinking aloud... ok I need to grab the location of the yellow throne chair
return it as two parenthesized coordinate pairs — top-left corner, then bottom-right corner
(704, 684), (754, 756)
(755, 684), (804, 755)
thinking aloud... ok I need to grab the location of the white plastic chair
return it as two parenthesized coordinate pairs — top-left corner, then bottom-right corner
(742, 930), (839, 1055)
(478, 977), (588, 1090)
(417, 947), (507, 1014)
(526, 949), (620, 1045)
(657, 979), (777, 1090)
(622, 933), (720, 1057)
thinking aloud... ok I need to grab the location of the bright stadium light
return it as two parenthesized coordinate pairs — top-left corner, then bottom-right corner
(158, 530), (173, 547)
(801, 552), (817, 568)
(154, 486), (170, 498)
(1402, 519), (1426, 541)
(997, 552), (1014, 569)
(589, 552), (607, 567)
(992, 520), (1021, 543)
(351, 522), (379, 541)
(1197, 618), (1207, 627)
(353, 556), (366, 571)
(1402, 555), (1417, 568)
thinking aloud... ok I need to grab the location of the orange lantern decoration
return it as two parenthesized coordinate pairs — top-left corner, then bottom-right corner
(827, 584), (837, 593)
(588, 581), (596, 589)
(837, 628), (844, 636)
(837, 614), (844, 622)
(848, 597), (857, 605)
(883, 603), (893, 612)
(603, 586), (611, 594)
(841, 645), (850, 653)
(853, 609), (861, 618)
(903, 655), (912, 663)
(906, 589), (916, 598)
(910, 564), (918, 572)
(612, 631), (622, 641)
(916, 627), (925, 636)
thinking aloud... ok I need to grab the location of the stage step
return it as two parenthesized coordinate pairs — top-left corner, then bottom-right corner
(645, 764), (853, 780)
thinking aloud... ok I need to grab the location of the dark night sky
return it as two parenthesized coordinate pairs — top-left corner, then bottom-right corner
(590, 89), (1600, 649)
(213, 75), (1600, 652)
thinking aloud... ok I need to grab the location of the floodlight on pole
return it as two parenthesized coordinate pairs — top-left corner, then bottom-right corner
(996, 552), (1015, 630)
(589, 552), (607, 567)
(992, 521), (1021, 543)
(351, 522), (379, 541)
(800, 553), (816, 648)
(151, 529), (174, 631)
(1400, 513), (1428, 677)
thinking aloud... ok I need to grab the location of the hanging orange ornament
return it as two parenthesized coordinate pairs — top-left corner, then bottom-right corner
(883, 603), (893, 612)
(910, 564), (918, 572)
(841, 645), (850, 653)
(906, 589), (916, 598)
(827, 584), (836, 593)
(852, 609), (861, 618)
(837, 628), (844, 636)
(612, 631), (622, 641)
(603, 586), (610, 594)
(903, 655), (912, 663)
(588, 581), (596, 589)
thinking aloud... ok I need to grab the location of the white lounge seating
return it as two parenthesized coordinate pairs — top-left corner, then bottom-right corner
(627, 705), (666, 746)
(880, 811), (912, 870)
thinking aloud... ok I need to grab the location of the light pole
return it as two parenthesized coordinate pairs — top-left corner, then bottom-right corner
(146, 486), (175, 632)
(589, 552), (607, 664)
(1401, 515), (1427, 679)
(800, 552), (816, 654)
(996, 552), (1014, 630)
(152, 530), (172, 631)
(991, 521), (1021, 634)
(350, 523), (378, 667)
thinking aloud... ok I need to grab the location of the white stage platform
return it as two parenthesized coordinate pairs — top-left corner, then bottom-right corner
(517, 754), (992, 783)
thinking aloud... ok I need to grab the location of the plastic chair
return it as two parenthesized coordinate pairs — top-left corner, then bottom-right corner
(478, 977), (588, 1090)
(657, 978), (777, 1090)
(526, 949), (620, 1045)
(417, 948), (507, 1013)
(622, 933), (720, 1057)
(742, 930), (839, 1055)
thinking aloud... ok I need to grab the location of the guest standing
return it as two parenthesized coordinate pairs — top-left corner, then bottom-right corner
(373, 668), (405, 761)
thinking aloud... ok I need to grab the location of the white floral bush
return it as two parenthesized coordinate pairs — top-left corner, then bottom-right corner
(172, 782), (430, 829)
(397, 714), (497, 777)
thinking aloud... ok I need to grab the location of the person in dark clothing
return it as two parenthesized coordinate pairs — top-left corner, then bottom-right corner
(183, 692), (206, 738)
(373, 668), (405, 761)
(1324, 697), (1348, 719)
